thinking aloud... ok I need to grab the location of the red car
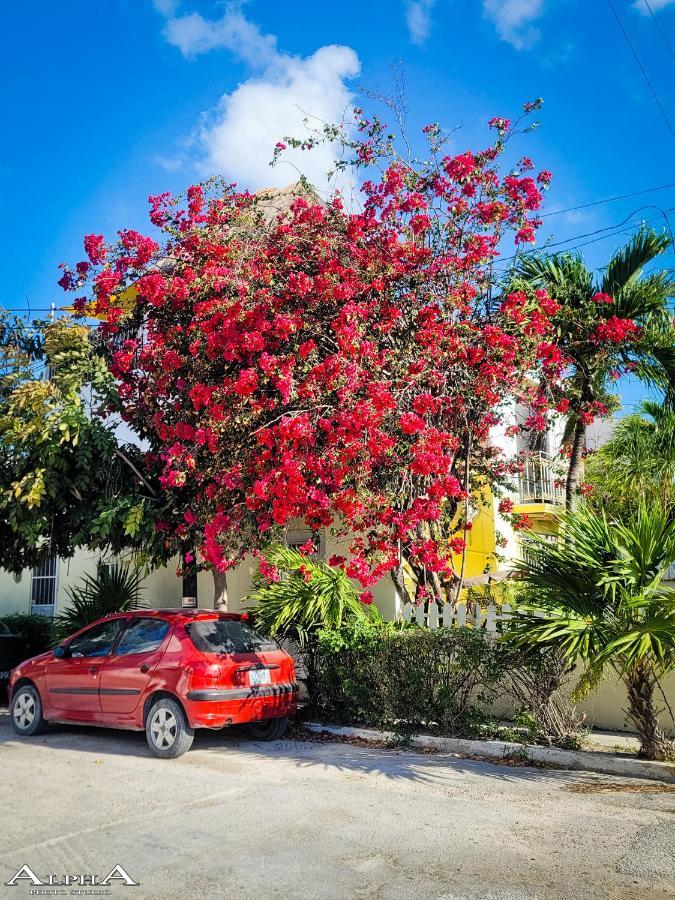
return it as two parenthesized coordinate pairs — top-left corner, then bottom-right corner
(8, 609), (297, 758)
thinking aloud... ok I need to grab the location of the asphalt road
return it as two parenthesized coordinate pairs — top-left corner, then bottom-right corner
(0, 713), (673, 900)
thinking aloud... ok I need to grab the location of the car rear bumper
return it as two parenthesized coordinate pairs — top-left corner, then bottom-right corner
(184, 681), (298, 728)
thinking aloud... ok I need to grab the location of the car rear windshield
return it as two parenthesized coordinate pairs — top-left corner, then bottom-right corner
(185, 619), (278, 655)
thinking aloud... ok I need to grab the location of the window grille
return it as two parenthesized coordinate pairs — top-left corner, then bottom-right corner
(31, 557), (57, 611)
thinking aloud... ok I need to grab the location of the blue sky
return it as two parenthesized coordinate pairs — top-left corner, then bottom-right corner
(2, 0), (674, 412)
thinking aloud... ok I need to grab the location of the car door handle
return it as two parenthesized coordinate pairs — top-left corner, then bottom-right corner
(89, 666), (99, 675)
(139, 664), (150, 673)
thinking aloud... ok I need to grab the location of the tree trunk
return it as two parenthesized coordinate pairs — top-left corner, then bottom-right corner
(565, 416), (587, 510)
(623, 662), (673, 761)
(212, 569), (229, 611)
(566, 377), (592, 510)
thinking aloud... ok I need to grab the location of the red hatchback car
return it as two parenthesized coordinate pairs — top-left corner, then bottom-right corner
(9, 609), (297, 758)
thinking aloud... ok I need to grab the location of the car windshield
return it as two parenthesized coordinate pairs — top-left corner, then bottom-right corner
(185, 619), (277, 655)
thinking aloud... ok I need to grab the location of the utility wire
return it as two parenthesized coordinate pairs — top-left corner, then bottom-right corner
(607, 0), (675, 142)
(494, 206), (675, 270)
(541, 181), (675, 217)
(641, 0), (675, 62)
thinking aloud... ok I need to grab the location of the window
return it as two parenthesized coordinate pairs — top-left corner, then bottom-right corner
(115, 618), (171, 656)
(67, 619), (124, 658)
(185, 619), (277, 655)
(31, 557), (57, 611)
(286, 529), (323, 560)
(100, 559), (122, 579)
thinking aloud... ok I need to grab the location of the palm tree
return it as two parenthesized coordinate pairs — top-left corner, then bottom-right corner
(513, 229), (675, 508)
(54, 563), (146, 641)
(587, 400), (675, 516)
(511, 504), (675, 760)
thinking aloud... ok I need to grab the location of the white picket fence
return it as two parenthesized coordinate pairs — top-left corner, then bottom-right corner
(401, 601), (515, 633)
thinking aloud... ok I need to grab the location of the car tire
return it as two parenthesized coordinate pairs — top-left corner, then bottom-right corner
(245, 716), (289, 741)
(10, 684), (47, 737)
(145, 697), (194, 759)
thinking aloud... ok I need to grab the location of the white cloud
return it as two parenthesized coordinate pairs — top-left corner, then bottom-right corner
(483, 0), (545, 49)
(198, 45), (361, 195)
(163, 8), (277, 66)
(405, 0), (437, 44)
(152, 0), (179, 15)
(153, 3), (361, 196)
(633, 0), (675, 12)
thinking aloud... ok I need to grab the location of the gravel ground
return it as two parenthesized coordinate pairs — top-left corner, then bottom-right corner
(0, 713), (673, 900)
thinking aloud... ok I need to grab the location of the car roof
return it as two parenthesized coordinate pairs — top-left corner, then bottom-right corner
(58, 608), (249, 643)
(124, 608), (246, 621)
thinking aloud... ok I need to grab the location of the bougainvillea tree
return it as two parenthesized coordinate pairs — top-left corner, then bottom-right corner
(60, 101), (573, 608)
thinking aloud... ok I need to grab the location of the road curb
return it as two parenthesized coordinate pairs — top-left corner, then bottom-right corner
(305, 722), (675, 783)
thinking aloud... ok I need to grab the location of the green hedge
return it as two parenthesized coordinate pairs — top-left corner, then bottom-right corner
(315, 622), (505, 734)
(314, 621), (584, 745)
(1, 613), (55, 659)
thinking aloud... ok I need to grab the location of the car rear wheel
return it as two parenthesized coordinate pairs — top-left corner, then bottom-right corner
(145, 698), (194, 759)
(245, 716), (289, 741)
(11, 685), (46, 736)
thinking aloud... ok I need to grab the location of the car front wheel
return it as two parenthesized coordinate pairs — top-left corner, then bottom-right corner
(11, 684), (47, 736)
(245, 716), (289, 741)
(145, 697), (194, 759)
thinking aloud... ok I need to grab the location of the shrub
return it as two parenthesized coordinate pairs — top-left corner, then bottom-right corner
(497, 643), (587, 747)
(1, 613), (55, 658)
(246, 546), (380, 709)
(315, 621), (504, 734)
(314, 621), (586, 745)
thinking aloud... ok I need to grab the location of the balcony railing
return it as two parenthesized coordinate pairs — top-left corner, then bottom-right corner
(517, 452), (565, 507)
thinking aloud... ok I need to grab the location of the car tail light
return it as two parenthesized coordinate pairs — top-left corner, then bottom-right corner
(181, 660), (221, 686)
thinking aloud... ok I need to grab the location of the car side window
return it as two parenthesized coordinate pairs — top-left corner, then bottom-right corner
(115, 618), (171, 657)
(68, 619), (124, 658)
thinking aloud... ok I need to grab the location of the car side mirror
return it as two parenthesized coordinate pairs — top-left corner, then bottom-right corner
(52, 645), (66, 659)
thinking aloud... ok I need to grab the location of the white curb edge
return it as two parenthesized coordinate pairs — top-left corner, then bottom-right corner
(305, 722), (675, 783)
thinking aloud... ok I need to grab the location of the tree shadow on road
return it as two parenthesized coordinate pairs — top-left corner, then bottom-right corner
(0, 712), (580, 786)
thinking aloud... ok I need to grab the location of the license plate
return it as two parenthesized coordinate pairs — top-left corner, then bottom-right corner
(249, 669), (271, 687)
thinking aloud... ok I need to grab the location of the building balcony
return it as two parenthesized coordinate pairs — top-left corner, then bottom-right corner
(514, 452), (564, 518)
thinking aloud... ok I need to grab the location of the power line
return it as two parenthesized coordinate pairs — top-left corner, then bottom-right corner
(641, 0), (675, 62)
(541, 182), (675, 218)
(494, 206), (675, 270)
(607, 0), (675, 142)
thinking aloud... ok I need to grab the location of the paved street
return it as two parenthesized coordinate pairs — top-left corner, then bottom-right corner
(0, 713), (673, 900)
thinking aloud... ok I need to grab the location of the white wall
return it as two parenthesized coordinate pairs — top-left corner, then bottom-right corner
(0, 525), (399, 621)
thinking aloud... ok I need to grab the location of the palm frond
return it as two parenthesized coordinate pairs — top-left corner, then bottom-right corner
(512, 253), (594, 305)
(510, 504), (675, 677)
(54, 563), (146, 640)
(631, 337), (675, 404)
(245, 545), (378, 644)
(600, 228), (672, 296)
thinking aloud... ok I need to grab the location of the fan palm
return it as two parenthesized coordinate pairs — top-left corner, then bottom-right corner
(511, 504), (675, 760)
(54, 563), (146, 641)
(512, 229), (675, 508)
(587, 400), (675, 516)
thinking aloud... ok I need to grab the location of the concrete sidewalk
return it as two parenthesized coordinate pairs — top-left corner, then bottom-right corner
(305, 723), (675, 783)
